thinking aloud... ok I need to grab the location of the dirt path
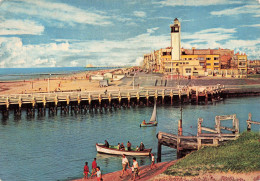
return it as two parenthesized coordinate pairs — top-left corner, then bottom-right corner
(73, 160), (177, 181)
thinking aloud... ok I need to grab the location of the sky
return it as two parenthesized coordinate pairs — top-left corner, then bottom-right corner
(0, 0), (260, 68)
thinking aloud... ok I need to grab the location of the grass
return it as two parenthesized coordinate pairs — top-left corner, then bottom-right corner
(165, 131), (260, 176)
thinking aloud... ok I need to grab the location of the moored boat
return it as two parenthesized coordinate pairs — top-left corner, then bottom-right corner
(96, 144), (152, 156)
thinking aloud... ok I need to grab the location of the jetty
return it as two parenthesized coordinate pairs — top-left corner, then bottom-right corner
(157, 113), (260, 161)
(0, 85), (224, 117)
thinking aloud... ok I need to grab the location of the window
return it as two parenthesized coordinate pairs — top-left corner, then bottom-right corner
(206, 57), (211, 60)
(198, 57), (204, 60)
(185, 68), (191, 73)
(186, 62), (189, 64)
(214, 57), (219, 60)
(214, 63), (219, 66)
(200, 63), (205, 66)
(188, 58), (192, 60)
(206, 63), (211, 66)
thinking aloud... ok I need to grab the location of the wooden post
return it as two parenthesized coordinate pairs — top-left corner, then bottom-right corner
(205, 89), (208, 104)
(197, 138), (201, 150)
(215, 116), (221, 134)
(18, 96), (22, 114)
(77, 94), (81, 106)
(157, 141), (162, 162)
(118, 91), (121, 106)
(136, 91), (140, 105)
(178, 119), (183, 136)
(127, 92), (131, 107)
(146, 90), (149, 106)
(161, 89), (165, 104)
(196, 87), (199, 104)
(98, 94), (102, 106)
(178, 89), (182, 101)
(186, 87), (190, 101)
(197, 118), (203, 136)
(247, 113), (252, 132)
(170, 89), (173, 105)
(213, 138), (219, 146)
(177, 137), (182, 158)
(88, 93), (92, 108)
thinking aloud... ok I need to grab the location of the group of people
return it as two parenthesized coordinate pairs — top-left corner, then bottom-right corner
(112, 141), (145, 152)
(83, 158), (102, 180)
(120, 154), (140, 180)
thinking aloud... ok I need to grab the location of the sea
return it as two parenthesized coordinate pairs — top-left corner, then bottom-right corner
(0, 96), (259, 181)
(0, 67), (110, 81)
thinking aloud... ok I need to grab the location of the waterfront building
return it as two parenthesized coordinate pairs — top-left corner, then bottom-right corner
(142, 19), (248, 77)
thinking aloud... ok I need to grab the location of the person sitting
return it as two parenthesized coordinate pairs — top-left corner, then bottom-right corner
(117, 143), (120, 150)
(104, 140), (109, 148)
(139, 142), (145, 151)
(127, 141), (132, 151)
(142, 120), (146, 125)
(136, 146), (139, 151)
(120, 143), (125, 150)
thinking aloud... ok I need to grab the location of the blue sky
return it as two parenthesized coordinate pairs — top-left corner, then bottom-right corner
(0, 0), (260, 68)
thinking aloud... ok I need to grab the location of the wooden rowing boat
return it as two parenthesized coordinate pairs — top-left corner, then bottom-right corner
(140, 103), (158, 127)
(96, 144), (152, 156)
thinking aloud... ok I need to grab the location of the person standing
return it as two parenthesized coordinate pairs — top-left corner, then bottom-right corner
(139, 142), (145, 151)
(127, 141), (132, 151)
(132, 157), (140, 180)
(91, 158), (97, 177)
(150, 153), (156, 169)
(104, 140), (109, 148)
(120, 154), (130, 178)
(95, 166), (102, 181)
(83, 162), (90, 179)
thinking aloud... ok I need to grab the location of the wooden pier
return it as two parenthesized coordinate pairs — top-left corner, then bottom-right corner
(0, 85), (224, 117)
(157, 114), (241, 161)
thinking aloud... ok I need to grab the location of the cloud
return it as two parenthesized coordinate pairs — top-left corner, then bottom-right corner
(156, 0), (241, 6)
(241, 24), (260, 28)
(0, 28), (170, 68)
(181, 27), (260, 59)
(2, 0), (112, 26)
(211, 4), (260, 17)
(0, 19), (44, 35)
(133, 11), (146, 18)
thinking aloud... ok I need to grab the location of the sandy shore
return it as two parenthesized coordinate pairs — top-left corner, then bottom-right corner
(0, 68), (131, 95)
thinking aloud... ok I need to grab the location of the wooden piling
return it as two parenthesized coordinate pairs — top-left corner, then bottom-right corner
(196, 87), (199, 104)
(178, 119), (183, 136)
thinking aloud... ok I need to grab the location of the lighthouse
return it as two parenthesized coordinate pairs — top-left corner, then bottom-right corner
(170, 18), (181, 60)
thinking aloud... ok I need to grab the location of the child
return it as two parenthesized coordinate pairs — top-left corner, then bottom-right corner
(83, 162), (90, 179)
(95, 166), (102, 181)
(150, 153), (157, 169)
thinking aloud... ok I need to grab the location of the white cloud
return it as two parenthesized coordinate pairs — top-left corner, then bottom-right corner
(0, 19), (44, 35)
(241, 24), (260, 27)
(147, 27), (159, 34)
(2, 0), (112, 26)
(133, 11), (146, 18)
(156, 0), (241, 6)
(211, 4), (260, 17)
(181, 27), (260, 59)
(0, 28), (170, 68)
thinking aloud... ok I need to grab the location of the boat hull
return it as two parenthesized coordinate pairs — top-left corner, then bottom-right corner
(96, 144), (151, 156)
(140, 122), (158, 127)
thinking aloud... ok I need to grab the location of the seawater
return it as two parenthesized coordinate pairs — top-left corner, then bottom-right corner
(0, 67), (110, 81)
(0, 96), (259, 181)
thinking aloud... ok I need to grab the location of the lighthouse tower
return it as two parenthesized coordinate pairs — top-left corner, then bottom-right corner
(170, 18), (181, 60)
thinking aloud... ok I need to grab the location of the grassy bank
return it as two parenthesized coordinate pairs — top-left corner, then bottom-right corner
(165, 132), (260, 176)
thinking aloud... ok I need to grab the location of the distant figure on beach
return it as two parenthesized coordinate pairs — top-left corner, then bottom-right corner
(150, 153), (156, 169)
(94, 166), (102, 181)
(120, 154), (130, 178)
(84, 162), (90, 179)
(132, 157), (140, 180)
(127, 141), (132, 151)
(104, 140), (109, 148)
(139, 142), (145, 151)
(104, 89), (107, 95)
(91, 158), (97, 177)
(120, 143), (125, 150)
